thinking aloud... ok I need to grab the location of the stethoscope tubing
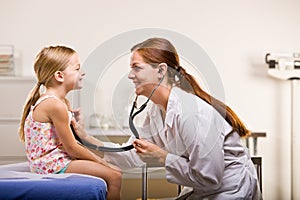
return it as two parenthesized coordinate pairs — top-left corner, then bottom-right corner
(73, 73), (165, 152)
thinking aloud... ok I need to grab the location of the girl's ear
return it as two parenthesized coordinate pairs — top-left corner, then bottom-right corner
(54, 71), (64, 83)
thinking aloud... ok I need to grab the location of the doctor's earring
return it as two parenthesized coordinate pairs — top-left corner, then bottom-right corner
(158, 68), (164, 80)
(158, 74), (162, 80)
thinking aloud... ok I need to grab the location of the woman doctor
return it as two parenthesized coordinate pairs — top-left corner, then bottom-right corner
(101, 37), (262, 199)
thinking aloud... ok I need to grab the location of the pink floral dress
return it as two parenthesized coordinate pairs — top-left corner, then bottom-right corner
(24, 95), (72, 174)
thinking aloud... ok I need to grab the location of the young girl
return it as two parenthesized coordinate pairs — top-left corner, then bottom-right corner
(19, 46), (121, 200)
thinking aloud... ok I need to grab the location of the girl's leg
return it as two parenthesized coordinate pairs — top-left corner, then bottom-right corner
(66, 160), (122, 200)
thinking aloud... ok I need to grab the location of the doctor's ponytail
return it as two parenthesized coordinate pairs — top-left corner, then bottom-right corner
(175, 66), (250, 137)
(131, 37), (250, 137)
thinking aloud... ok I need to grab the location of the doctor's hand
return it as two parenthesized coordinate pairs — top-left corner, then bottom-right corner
(133, 139), (168, 167)
(71, 118), (88, 139)
(71, 108), (85, 128)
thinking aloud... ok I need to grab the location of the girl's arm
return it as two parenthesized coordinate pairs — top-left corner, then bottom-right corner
(70, 119), (105, 158)
(47, 98), (107, 166)
(69, 106), (105, 146)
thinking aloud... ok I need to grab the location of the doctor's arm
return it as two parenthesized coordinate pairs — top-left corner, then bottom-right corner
(133, 139), (168, 167)
(165, 114), (225, 191)
(134, 114), (225, 190)
(103, 117), (159, 169)
(69, 116), (144, 169)
(101, 135), (146, 169)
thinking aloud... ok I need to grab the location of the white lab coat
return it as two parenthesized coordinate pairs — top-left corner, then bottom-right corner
(104, 87), (262, 199)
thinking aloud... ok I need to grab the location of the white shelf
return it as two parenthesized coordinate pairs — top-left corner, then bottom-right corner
(0, 77), (35, 157)
(0, 76), (35, 81)
(0, 117), (20, 123)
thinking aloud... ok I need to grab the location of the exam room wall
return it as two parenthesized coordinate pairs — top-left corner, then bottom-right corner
(0, 0), (299, 199)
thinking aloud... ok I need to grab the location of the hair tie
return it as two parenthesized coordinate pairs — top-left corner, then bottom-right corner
(37, 82), (44, 86)
(173, 66), (184, 82)
(176, 66), (182, 72)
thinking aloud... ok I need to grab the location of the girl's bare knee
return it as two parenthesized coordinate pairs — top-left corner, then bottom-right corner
(111, 170), (122, 182)
(107, 170), (122, 188)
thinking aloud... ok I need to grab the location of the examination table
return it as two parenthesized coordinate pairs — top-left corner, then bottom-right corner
(0, 162), (107, 200)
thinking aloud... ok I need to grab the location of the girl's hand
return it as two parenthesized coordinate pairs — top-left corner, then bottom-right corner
(133, 139), (168, 167)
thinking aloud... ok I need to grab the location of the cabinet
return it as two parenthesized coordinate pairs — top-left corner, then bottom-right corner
(0, 76), (35, 163)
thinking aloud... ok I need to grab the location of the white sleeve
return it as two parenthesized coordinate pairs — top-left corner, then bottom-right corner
(103, 110), (155, 170)
(103, 135), (145, 170)
(165, 112), (225, 191)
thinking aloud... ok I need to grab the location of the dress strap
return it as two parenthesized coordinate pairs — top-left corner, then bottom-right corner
(30, 95), (72, 123)
(31, 95), (58, 110)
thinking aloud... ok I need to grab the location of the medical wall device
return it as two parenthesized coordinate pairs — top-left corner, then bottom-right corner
(265, 53), (300, 80)
(265, 52), (300, 199)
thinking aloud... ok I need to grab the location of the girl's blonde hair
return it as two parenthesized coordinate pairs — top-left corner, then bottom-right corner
(19, 46), (76, 142)
(131, 38), (250, 137)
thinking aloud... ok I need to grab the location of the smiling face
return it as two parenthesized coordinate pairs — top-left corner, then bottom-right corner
(62, 53), (85, 91)
(128, 50), (160, 97)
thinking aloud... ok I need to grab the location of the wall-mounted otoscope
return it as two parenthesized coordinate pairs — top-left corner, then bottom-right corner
(265, 53), (300, 80)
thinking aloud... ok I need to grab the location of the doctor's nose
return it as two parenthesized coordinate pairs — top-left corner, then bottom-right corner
(128, 70), (135, 79)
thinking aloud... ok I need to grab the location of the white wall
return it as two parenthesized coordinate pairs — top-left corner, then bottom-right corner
(1, 0), (300, 199)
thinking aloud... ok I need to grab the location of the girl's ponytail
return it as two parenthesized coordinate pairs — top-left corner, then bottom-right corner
(19, 83), (42, 142)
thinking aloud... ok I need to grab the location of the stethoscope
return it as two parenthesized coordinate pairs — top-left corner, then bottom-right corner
(72, 71), (165, 152)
